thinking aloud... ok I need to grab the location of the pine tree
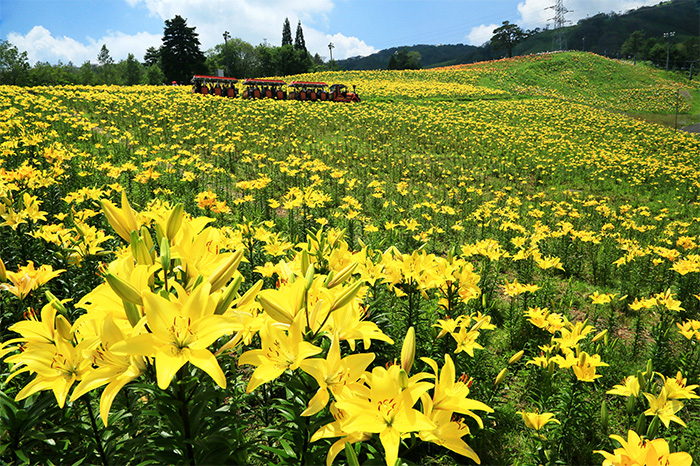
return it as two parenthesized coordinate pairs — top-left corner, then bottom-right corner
(282, 18), (293, 46)
(490, 21), (525, 58)
(160, 15), (207, 84)
(143, 46), (161, 67)
(124, 53), (142, 85)
(97, 44), (113, 66)
(294, 21), (307, 52)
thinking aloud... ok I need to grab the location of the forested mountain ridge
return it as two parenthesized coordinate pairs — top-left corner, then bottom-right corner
(337, 0), (699, 70)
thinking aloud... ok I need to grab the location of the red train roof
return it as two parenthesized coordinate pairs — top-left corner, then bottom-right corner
(192, 75), (239, 82)
(243, 79), (287, 85)
(288, 81), (328, 87)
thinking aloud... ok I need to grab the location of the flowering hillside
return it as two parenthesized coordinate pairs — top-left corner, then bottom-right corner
(0, 51), (699, 465)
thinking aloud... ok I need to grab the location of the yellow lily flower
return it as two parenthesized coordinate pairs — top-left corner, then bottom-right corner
(112, 282), (240, 390)
(331, 364), (435, 466)
(70, 314), (146, 426)
(607, 375), (640, 398)
(421, 355), (493, 427)
(238, 317), (322, 393)
(418, 393), (481, 464)
(595, 430), (692, 466)
(518, 411), (561, 430)
(643, 388), (687, 428)
(299, 336), (374, 416)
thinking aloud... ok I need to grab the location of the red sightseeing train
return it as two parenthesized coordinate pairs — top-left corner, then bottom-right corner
(191, 75), (360, 102)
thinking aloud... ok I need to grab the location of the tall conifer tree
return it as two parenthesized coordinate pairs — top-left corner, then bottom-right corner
(294, 21), (307, 52)
(282, 18), (293, 46)
(160, 15), (207, 83)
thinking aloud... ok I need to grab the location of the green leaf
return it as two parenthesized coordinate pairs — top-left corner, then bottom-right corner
(279, 438), (297, 459)
(345, 442), (360, 466)
(16, 449), (30, 463)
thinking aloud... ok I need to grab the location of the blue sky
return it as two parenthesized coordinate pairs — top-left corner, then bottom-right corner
(1, 0), (661, 65)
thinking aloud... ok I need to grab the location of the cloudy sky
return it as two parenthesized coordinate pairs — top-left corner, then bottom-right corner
(1, 0), (661, 65)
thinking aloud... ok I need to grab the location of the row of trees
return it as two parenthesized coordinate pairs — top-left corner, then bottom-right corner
(0, 15), (326, 86)
(621, 30), (699, 69)
(0, 39), (164, 86)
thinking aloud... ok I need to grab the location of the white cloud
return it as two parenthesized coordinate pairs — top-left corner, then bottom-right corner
(466, 23), (500, 46)
(7, 26), (161, 65)
(127, 0), (358, 56)
(124, 0), (374, 59)
(7, 0), (376, 66)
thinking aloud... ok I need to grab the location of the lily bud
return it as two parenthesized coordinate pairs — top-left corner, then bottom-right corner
(326, 262), (358, 288)
(646, 415), (660, 439)
(131, 233), (153, 266)
(140, 225), (154, 253)
(600, 400), (609, 432)
(154, 221), (165, 245)
(401, 327), (416, 374)
(398, 369), (409, 389)
(166, 203), (184, 240)
(100, 191), (138, 242)
(45, 291), (67, 316)
(56, 314), (73, 341)
(207, 249), (244, 292)
(160, 236), (171, 274)
(495, 367), (507, 386)
(592, 329), (607, 343)
(0, 256), (6, 282)
(637, 370), (647, 392)
(626, 394), (636, 416)
(634, 413), (646, 436)
(508, 350), (525, 365)
(236, 279), (263, 308)
(214, 274), (243, 315)
(304, 264), (315, 291)
(123, 300), (142, 327)
(258, 294), (294, 324)
(300, 248), (310, 276)
(105, 273), (143, 306)
(329, 279), (364, 312)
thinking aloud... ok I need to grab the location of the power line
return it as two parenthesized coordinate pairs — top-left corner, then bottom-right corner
(546, 0), (572, 51)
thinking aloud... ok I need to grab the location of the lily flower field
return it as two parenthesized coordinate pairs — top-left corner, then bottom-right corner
(1, 51), (700, 465)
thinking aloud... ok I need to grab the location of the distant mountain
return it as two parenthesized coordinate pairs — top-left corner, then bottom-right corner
(337, 0), (699, 71)
(337, 44), (486, 71)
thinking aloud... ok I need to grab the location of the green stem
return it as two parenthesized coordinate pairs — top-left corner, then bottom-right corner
(176, 368), (196, 466)
(83, 395), (109, 466)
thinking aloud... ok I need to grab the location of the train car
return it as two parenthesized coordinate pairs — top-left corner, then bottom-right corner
(288, 81), (329, 101)
(190, 74), (360, 103)
(241, 79), (287, 100)
(191, 75), (239, 97)
(329, 84), (361, 103)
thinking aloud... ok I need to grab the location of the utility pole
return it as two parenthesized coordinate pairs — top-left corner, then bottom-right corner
(664, 31), (675, 72)
(223, 31), (231, 76)
(547, 0), (572, 51)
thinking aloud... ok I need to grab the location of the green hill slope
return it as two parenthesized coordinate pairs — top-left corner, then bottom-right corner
(290, 52), (699, 124)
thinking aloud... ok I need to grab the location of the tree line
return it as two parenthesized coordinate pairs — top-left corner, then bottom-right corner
(0, 15), (328, 86)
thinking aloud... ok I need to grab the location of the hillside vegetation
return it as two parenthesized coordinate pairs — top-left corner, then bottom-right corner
(297, 52), (699, 118)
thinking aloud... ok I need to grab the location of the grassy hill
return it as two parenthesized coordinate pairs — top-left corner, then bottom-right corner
(293, 52), (700, 127)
